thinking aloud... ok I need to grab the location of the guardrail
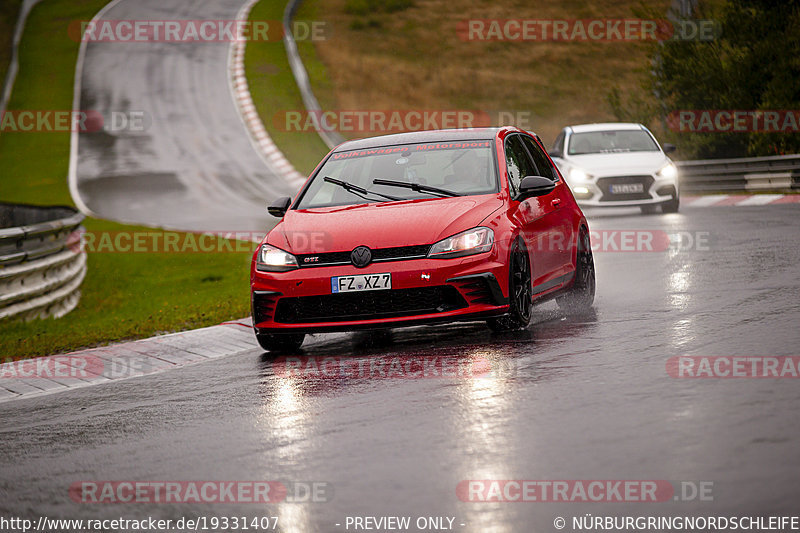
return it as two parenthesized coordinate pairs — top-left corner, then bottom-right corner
(283, 0), (345, 150)
(0, 203), (86, 321)
(677, 154), (800, 193)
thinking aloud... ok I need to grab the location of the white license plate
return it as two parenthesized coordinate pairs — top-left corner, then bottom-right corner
(610, 183), (644, 194)
(331, 273), (392, 293)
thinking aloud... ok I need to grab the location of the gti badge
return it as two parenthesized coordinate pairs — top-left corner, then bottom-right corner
(421, 273), (431, 280)
(351, 246), (372, 268)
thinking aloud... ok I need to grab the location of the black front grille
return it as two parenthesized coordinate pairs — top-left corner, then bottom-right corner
(274, 286), (467, 323)
(296, 244), (430, 267)
(373, 244), (430, 261)
(252, 292), (280, 324)
(597, 175), (654, 202)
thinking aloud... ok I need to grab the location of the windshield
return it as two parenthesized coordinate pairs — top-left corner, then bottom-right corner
(568, 130), (660, 155)
(296, 141), (498, 209)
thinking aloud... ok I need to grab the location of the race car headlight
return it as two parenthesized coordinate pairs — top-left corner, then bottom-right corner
(256, 244), (298, 272)
(657, 163), (678, 180)
(569, 167), (591, 182)
(428, 227), (494, 259)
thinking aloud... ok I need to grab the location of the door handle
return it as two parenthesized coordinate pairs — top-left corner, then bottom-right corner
(551, 198), (561, 207)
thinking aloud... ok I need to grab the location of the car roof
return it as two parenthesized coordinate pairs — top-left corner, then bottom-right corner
(333, 128), (503, 152)
(567, 122), (645, 133)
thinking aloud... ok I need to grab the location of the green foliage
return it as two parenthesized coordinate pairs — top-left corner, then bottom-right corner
(650, 0), (800, 158)
(607, 85), (658, 125)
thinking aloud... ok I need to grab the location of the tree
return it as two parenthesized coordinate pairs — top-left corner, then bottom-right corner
(650, 0), (800, 158)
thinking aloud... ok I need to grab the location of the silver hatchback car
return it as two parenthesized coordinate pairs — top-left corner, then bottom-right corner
(549, 123), (679, 213)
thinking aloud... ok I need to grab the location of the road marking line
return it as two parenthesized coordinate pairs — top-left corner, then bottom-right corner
(770, 195), (800, 204)
(737, 194), (785, 206)
(688, 195), (729, 206)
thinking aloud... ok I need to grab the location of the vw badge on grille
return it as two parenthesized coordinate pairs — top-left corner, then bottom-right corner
(351, 246), (372, 268)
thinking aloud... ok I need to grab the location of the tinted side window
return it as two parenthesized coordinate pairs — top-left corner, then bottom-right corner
(521, 136), (558, 181)
(504, 135), (537, 194)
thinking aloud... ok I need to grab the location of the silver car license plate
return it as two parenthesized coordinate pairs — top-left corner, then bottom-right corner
(610, 183), (644, 194)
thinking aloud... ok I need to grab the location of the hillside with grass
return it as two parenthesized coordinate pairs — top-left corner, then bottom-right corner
(301, 0), (671, 147)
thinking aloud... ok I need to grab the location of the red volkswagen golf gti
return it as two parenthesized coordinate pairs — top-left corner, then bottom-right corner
(250, 128), (594, 351)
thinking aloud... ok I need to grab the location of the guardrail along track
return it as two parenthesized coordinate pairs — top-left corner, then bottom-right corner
(677, 154), (800, 193)
(283, 0), (345, 150)
(0, 203), (86, 321)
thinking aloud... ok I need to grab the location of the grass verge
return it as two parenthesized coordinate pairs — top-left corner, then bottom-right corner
(0, 0), (253, 360)
(1, 218), (254, 359)
(244, 0), (332, 175)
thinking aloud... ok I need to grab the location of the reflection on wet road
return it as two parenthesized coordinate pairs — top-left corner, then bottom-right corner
(1, 206), (799, 531)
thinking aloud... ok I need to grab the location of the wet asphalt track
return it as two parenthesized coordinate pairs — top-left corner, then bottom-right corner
(2, 204), (799, 532)
(73, 0), (296, 232)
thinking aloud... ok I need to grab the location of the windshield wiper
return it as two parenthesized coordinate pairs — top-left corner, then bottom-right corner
(323, 177), (402, 202)
(372, 179), (461, 197)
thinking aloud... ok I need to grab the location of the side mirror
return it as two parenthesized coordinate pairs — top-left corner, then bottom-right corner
(662, 143), (677, 154)
(549, 148), (562, 159)
(268, 196), (292, 218)
(516, 176), (556, 200)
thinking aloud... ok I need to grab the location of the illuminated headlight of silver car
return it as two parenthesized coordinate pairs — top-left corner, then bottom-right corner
(256, 244), (298, 272)
(656, 163), (678, 180)
(428, 227), (494, 259)
(568, 167), (592, 182)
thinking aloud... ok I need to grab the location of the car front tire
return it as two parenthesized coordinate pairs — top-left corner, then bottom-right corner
(488, 239), (532, 332)
(661, 194), (680, 213)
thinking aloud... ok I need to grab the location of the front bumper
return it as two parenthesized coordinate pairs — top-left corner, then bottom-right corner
(570, 174), (678, 207)
(251, 254), (509, 334)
